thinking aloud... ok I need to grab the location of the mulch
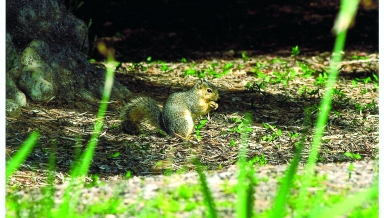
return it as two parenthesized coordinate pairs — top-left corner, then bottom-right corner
(6, 51), (378, 182)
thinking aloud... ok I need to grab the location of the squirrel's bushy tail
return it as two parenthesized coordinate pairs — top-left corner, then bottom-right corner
(121, 97), (163, 134)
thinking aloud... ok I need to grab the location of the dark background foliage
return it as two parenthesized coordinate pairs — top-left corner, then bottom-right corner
(66, 0), (378, 61)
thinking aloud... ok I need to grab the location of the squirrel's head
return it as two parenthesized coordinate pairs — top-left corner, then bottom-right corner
(194, 79), (219, 102)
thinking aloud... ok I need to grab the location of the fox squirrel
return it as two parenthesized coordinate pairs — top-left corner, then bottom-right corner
(121, 79), (219, 139)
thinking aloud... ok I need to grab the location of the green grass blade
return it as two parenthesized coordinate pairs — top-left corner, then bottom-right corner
(71, 56), (115, 177)
(6, 131), (39, 181)
(306, 28), (347, 171)
(295, 28), (348, 217)
(38, 140), (58, 218)
(269, 107), (311, 217)
(295, 0), (359, 215)
(57, 43), (116, 217)
(236, 113), (253, 218)
(244, 168), (257, 218)
(313, 183), (378, 218)
(194, 158), (218, 218)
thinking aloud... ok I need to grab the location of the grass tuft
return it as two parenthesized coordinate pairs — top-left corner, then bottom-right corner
(6, 131), (39, 182)
(194, 158), (218, 218)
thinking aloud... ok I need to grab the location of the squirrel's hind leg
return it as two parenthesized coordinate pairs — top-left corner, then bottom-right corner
(165, 110), (194, 140)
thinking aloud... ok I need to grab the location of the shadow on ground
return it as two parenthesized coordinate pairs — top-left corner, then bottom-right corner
(70, 0), (378, 61)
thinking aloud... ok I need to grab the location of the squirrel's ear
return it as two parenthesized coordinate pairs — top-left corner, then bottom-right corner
(196, 79), (204, 87)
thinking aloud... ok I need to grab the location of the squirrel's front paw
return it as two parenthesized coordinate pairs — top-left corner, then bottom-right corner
(210, 101), (219, 110)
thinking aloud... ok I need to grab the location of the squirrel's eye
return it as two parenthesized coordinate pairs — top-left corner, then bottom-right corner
(207, 88), (212, 93)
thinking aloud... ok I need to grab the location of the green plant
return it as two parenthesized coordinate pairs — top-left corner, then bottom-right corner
(292, 2), (376, 217)
(362, 76), (372, 84)
(159, 61), (170, 72)
(235, 113), (256, 218)
(67, 0), (84, 11)
(271, 71), (290, 86)
(298, 85), (307, 97)
(241, 52), (250, 62)
(195, 119), (208, 141)
(315, 72), (328, 86)
(372, 73), (379, 89)
(262, 123), (282, 142)
(332, 88), (345, 98)
(221, 62), (234, 76)
(272, 58), (286, 65)
(128, 62), (148, 72)
(269, 104), (311, 217)
(207, 62), (233, 78)
(354, 103), (364, 112)
(125, 171), (132, 179)
(366, 100), (378, 112)
(288, 132), (299, 140)
(184, 67), (197, 76)
(85, 174), (104, 188)
(221, 180), (236, 195)
(250, 62), (267, 77)
(184, 61), (235, 78)
(332, 88), (351, 108)
(257, 71), (271, 83)
(344, 152), (362, 160)
(249, 155), (268, 166)
(6, 132), (39, 181)
(245, 81), (266, 93)
(176, 184), (195, 199)
(291, 45), (300, 56)
(231, 117), (253, 134)
(353, 73), (378, 88)
(347, 163), (355, 179)
(347, 201), (378, 217)
(184, 62), (206, 78)
(56, 42), (117, 217)
(110, 152), (120, 158)
(288, 68), (298, 80)
(315, 185), (378, 218)
(361, 88), (369, 95)
(297, 61), (316, 78)
(84, 198), (125, 215)
(194, 114), (256, 217)
(194, 158), (218, 218)
(351, 79), (357, 87)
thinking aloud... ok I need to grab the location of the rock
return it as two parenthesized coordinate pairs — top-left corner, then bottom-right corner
(6, 0), (131, 107)
(6, 74), (27, 107)
(6, 33), (22, 78)
(6, 99), (22, 118)
(6, 33), (27, 106)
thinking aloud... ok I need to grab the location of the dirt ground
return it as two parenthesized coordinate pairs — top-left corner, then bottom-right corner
(6, 50), (379, 183)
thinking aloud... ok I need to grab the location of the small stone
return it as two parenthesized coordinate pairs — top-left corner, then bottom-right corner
(6, 99), (22, 118)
